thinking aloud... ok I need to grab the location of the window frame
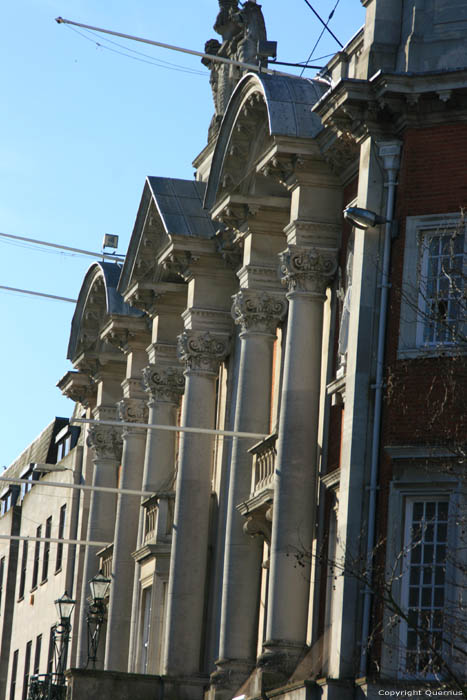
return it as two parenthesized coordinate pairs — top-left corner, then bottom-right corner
(41, 516), (52, 583)
(398, 214), (467, 358)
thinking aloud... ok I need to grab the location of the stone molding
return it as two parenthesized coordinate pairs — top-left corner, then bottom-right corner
(231, 289), (287, 335)
(117, 397), (149, 434)
(142, 364), (185, 405)
(279, 245), (338, 296)
(177, 330), (231, 376)
(87, 425), (123, 461)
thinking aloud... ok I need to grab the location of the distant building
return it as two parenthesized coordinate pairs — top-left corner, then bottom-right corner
(1, 1), (466, 699)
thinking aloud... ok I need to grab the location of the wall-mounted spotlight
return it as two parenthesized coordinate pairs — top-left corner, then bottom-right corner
(343, 206), (390, 229)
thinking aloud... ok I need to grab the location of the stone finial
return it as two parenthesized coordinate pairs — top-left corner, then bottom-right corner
(279, 245), (338, 296)
(177, 330), (231, 376)
(142, 364), (185, 405)
(231, 289), (287, 335)
(87, 425), (123, 461)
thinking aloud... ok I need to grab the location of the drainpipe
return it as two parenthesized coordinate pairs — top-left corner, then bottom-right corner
(359, 141), (402, 677)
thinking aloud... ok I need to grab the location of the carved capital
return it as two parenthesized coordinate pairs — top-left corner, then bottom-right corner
(117, 398), (149, 433)
(279, 245), (337, 296)
(177, 330), (231, 376)
(142, 364), (185, 405)
(162, 252), (200, 281)
(87, 425), (123, 461)
(232, 290), (287, 335)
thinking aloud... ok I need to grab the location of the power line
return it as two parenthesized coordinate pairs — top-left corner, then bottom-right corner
(0, 534), (109, 548)
(0, 231), (125, 262)
(0, 476), (155, 498)
(300, 0), (341, 77)
(302, 0), (344, 48)
(72, 417), (269, 441)
(56, 17), (306, 80)
(66, 24), (206, 77)
(0, 286), (77, 304)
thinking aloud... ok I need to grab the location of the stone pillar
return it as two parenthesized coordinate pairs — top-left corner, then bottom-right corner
(162, 329), (230, 680)
(262, 245), (337, 678)
(104, 395), (148, 671)
(127, 347), (185, 673)
(76, 420), (122, 667)
(213, 290), (287, 692)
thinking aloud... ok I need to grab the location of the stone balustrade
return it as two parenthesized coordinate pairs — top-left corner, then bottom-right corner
(249, 434), (277, 496)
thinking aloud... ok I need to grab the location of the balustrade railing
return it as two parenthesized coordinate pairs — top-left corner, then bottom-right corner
(99, 544), (113, 579)
(27, 674), (66, 700)
(143, 493), (174, 544)
(249, 433), (277, 495)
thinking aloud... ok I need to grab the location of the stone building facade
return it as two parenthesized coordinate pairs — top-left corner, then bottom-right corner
(1, 1), (466, 699)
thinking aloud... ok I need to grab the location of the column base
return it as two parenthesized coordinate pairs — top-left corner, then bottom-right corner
(209, 658), (255, 698)
(162, 675), (209, 700)
(257, 641), (307, 689)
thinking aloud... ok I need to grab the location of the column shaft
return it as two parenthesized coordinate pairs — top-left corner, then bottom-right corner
(163, 330), (230, 678)
(215, 290), (286, 689)
(105, 400), (148, 671)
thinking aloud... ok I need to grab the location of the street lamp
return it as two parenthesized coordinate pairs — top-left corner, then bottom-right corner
(54, 592), (75, 682)
(87, 570), (111, 668)
(343, 206), (390, 229)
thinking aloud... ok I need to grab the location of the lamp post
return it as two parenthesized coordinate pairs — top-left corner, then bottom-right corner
(54, 592), (76, 682)
(86, 570), (111, 668)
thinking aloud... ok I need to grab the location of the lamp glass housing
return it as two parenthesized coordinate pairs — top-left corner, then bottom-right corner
(55, 592), (76, 622)
(89, 570), (111, 602)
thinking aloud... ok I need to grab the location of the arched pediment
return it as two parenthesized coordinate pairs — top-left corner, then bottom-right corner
(205, 72), (328, 211)
(67, 261), (142, 363)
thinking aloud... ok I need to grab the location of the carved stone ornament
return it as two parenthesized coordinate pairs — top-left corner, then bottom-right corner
(87, 425), (123, 461)
(142, 364), (185, 405)
(177, 330), (231, 376)
(279, 245), (338, 296)
(117, 398), (149, 426)
(231, 289), (287, 335)
(243, 511), (272, 543)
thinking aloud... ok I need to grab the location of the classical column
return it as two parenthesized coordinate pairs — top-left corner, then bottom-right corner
(213, 290), (287, 691)
(104, 396), (149, 671)
(76, 422), (122, 667)
(162, 329), (230, 679)
(127, 349), (185, 672)
(262, 245), (337, 676)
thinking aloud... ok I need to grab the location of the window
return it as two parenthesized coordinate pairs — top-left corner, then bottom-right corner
(47, 627), (55, 675)
(0, 556), (5, 611)
(32, 526), (41, 590)
(398, 214), (467, 357)
(55, 504), (66, 572)
(33, 634), (42, 676)
(19, 540), (28, 600)
(417, 229), (465, 347)
(22, 640), (32, 700)
(10, 650), (18, 700)
(42, 517), (52, 582)
(401, 498), (449, 676)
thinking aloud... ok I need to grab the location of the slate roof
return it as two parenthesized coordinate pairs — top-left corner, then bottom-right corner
(3, 418), (68, 482)
(147, 177), (217, 238)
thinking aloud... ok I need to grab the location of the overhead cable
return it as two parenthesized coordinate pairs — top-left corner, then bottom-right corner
(0, 231), (125, 261)
(0, 285), (77, 304)
(302, 0), (344, 48)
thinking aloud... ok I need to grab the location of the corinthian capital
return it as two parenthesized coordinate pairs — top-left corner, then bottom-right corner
(117, 398), (149, 428)
(87, 425), (123, 461)
(279, 245), (337, 296)
(231, 290), (287, 335)
(178, 330), (230, 376)
(142, 364), (185, 405)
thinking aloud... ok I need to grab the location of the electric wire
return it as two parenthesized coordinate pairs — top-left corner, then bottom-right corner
(300, 0), (341, 76)
(65, 24), (206, 77)
(302, 0), (344, 48)
(0, 286), (77, 304)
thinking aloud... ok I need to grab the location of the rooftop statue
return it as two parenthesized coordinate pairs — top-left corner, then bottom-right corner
(203, 1), (267, 142)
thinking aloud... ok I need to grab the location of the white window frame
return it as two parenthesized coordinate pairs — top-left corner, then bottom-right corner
(399, 496), (452, 679)
(398, 214), (467, 358)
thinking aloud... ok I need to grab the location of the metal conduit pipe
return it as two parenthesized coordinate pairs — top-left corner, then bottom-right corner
(359, 141), (402, 676)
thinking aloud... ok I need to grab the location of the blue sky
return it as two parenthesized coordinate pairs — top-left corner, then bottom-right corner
(0, 0), (365, 467)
